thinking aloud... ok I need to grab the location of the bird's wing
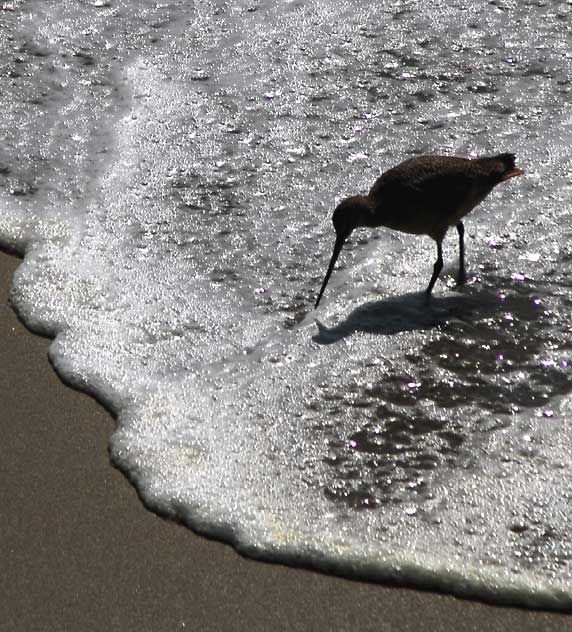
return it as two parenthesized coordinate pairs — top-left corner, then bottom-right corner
(372, 159), (481, 215)
(405, 170), (478, 213)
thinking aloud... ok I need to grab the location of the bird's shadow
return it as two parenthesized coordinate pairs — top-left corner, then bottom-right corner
(313, 286), (500, 344)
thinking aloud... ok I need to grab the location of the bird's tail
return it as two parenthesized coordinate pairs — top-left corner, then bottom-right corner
(482, 153), (525, 182)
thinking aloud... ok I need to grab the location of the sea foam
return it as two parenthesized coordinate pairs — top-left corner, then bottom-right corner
(2, 0), (572, 609)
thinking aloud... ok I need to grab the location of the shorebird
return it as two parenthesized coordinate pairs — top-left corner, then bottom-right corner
(314, 153), (524, 308)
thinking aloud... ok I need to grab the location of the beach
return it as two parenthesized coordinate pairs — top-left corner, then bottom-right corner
(1, 249), (570, 631)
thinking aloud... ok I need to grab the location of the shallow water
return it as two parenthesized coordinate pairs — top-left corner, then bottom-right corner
(2, 0), (572, 609)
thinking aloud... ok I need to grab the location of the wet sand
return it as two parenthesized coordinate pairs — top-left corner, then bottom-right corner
(0, 249), (570, 632)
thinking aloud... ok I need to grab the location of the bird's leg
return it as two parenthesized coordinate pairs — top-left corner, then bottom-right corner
(456, 221), (467, 285)
(425, 239), (444, 302)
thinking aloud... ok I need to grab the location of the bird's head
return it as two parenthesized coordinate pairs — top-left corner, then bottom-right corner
(315, 195), (371, 309)
(332, 195), (371, 240)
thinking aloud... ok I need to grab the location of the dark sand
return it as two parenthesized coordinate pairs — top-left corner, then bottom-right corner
(0, 250), (570, 632)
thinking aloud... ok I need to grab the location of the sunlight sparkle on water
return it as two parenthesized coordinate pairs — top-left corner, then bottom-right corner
(3, 0), (572, 611)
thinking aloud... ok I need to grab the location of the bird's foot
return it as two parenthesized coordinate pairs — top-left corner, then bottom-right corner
(456, 272), (467, 286)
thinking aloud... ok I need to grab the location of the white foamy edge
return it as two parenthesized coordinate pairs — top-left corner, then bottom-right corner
(1, 200), (572, 612)
(109, 416), (572, 612)
(2, 114), (572, 612)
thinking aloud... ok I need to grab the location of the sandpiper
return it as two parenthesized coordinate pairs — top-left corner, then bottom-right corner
(315, 153), (524, 308)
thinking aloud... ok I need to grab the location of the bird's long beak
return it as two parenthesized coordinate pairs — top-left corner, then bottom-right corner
(315, 232), (347, 309)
